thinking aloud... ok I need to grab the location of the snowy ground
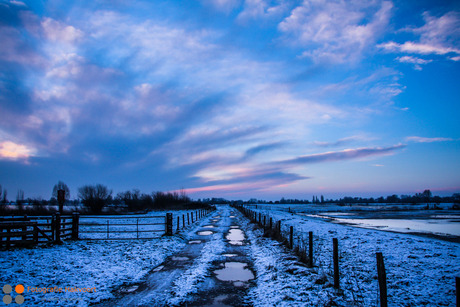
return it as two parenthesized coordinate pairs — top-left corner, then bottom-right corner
(1, 205), (459, 306)
(0, 209), (211, 306)
(245, 206), (460, 306)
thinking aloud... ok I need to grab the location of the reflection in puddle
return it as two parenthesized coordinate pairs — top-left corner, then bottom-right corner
(188, 240), (202, 244)
(171, 256), (189, 261)
(197, 230), (214, 236)
(222, 253), (238, 257)
(203, 225), (215, 228)
(226, 228), (245, 245)
(214, 262), (255, 282)
(230, 225), (239, 229)
(208, 295), (231, 307)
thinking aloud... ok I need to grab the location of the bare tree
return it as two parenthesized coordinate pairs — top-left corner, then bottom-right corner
(78, 184), (112, 214)
(52, 181), (70, 200)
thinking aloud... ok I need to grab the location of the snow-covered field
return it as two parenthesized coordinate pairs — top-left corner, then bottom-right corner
(245, 206), (460, 306)
(0, 209), (210, 306)
(1, 205), (458, 306)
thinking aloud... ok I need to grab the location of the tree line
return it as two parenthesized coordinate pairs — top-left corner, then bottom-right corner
(0, 182), (209, 215)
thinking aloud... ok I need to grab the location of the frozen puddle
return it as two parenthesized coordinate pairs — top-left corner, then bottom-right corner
(188, 240), (202, 244)
(229, 215), (236, 218)
(213, 262), (255, 284)
(171, 256), (189, 261)
(222, 253), (238, 257)
(226, 228), (245, 245)
(197, 230), (214, 236)
(229, 225), (239, 229)
(203, 225), (215, 228)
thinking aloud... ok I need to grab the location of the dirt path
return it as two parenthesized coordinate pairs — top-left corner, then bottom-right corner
(96, 205), (255, 306)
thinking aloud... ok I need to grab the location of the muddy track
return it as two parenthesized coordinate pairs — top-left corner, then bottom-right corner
(95, 205), (255, 306)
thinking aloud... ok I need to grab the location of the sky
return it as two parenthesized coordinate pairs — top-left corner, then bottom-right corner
(0, 0), (459, 201)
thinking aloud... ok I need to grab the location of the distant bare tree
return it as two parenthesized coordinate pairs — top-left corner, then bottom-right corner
(52, 181), (70, 200)
(78, 184), (112, 214)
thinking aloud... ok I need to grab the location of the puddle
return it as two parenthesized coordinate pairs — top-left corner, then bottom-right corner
(222, 253), (238, 257)
(171, 256), (189, 261)
(120, 285), (139, 293)
(213, 262), (255, 282)
(188, 240), (202, 244)
(152, 265), (164, 272)
(203, 225), (215, 228)
(229, 225), (239, 229)
(197, 230), (214, 236)
(205, 295), (232, 307)
(226, 228), (245, 245)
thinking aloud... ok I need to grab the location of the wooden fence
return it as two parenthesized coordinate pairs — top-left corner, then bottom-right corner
(234, 204), (458, 307)
(0, 213), (76, 249)
(1, 209), (213, 246)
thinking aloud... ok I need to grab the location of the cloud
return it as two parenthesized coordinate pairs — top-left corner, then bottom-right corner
(396, 55), (432, 70)
(405, 136), (454, 143)
(379, 41), (460, 56)
(0, 141), (36, 160)
(274, 145), (405, 167)
(379, 11), (460, 61)
(237, 0), (288, 22)
(278, 0), (393, 62)
(312, 135), (373, 148)
(41, 18), (83, 44)
(245, 142), (285, 156)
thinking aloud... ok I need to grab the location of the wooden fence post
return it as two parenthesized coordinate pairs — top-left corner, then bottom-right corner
(177, 216), (180, 232)
(55, 213), (61, 243)
(187, 213), (190, 225)
(107, 220), (109, 239)
(33, 223), (38, 244)
(333, 238), (339, 289)
(72, 212), (80, 240)
(269, 217), (273, 230)
(376, 252), (388, 307)
(263, 216), (266, 228)
(166, 213), (173, 236)
(191, 212), (194, 223)
(22, 215), (27, 241)
(290, 226), (294, 249)
(309, 231), (313, 267)
(455, 277), (459, 307)
(182, 215), (185, 228)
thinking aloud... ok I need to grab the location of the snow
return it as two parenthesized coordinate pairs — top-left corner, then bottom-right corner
(1, 205), (458, 306)
(0, 209), (207, 306)
(245, 206), (460, 306)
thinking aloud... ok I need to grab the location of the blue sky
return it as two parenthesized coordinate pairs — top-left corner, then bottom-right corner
(0, 0), (459, 200)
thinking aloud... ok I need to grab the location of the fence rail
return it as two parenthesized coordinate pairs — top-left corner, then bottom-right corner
(0, 208), (214, 248)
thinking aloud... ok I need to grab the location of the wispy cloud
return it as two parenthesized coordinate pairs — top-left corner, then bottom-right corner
(313, 135), (374, 148)
(273, 145), (405, 167)
(379, 11), (460, 61)
(278, 0), (392, 63)
(396, 55), (432, 70)
(405, 136), (454, 143)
